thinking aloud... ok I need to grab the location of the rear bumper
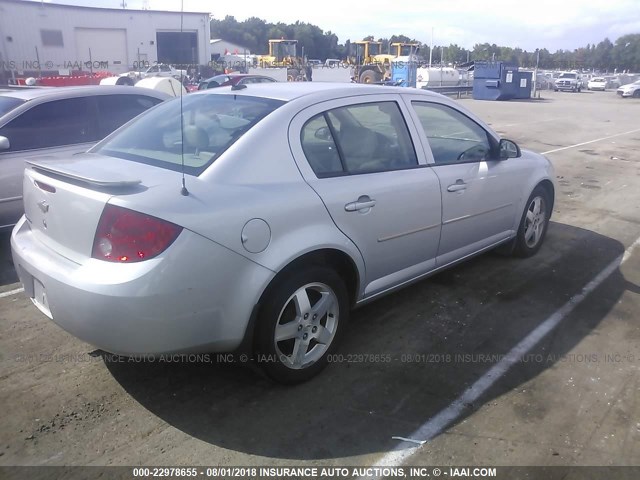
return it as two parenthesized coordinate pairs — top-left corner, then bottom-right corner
(11, 216), (274, 355)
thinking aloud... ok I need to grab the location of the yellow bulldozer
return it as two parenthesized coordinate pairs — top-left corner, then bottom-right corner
(257, 39), (305, 81)
(349, 41), (420, 83)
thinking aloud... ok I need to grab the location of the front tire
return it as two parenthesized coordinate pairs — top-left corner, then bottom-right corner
(513, 186), (551, 257)
(255, 267), (349, 384)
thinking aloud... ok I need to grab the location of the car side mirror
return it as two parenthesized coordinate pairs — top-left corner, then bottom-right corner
(499, 138), (520, 159)
(315, 126), (331, 141)
(0, 136), (10, 151)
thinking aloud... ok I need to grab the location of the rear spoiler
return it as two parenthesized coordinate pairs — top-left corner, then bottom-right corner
(26, 159), (142, 188)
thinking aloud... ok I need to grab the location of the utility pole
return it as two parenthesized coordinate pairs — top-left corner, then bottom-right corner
(428, 27), (433, 68)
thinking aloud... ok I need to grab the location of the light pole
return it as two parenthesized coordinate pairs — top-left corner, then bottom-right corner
(533, 48), (539, 98)
(428, 27), (433, 68)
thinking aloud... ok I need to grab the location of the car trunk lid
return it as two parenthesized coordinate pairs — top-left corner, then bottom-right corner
(22, 153), (175, 264)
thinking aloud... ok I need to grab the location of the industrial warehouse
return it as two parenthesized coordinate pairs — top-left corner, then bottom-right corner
(0, 0), (210, 80)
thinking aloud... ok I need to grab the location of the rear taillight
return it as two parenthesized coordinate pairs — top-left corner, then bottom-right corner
(92, 205), (182, 263)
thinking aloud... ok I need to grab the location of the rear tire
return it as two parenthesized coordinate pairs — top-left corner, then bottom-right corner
(255, 266), (349, 384)
(359, 70), (377, 84)
(116, 76), (135, 86)
(287, 68), (300, 82)
(513, 186), (551, 257)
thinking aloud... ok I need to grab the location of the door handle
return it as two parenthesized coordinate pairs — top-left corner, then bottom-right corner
(447, 179), (467, 192)
(345, 196), (377, 212)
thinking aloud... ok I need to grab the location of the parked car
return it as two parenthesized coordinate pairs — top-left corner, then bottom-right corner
(587, 77), (607, 91)
(11, 83), (555, 383)
(324, 59), (342, 68)
(616, 80), (640, 98)
(554, 71), (582, 92)
(197, 74), (277, 90)
(0, 86), (170, 231)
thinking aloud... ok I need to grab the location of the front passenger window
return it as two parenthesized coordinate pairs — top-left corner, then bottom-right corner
(0, 97), (95, 151)
(412, 102), (492, 165)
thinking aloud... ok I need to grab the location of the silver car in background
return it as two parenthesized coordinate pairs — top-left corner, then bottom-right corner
(0, 86), (170, 231)
(11, 83), (555, 383)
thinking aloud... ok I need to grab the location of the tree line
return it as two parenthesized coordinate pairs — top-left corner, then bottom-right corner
(210, 16), (640, 72)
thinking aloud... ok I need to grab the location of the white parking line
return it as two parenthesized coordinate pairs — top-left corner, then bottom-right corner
(0, 287), (24, 299)
(494, 118), (560, 129)
(542, 127), (640, 155)
(368, 235), (640, 472)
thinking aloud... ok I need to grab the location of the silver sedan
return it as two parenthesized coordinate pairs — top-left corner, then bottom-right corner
(11, 83), (555, 383)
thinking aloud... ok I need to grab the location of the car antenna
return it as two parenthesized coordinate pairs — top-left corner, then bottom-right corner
(179, 0), (189, 196)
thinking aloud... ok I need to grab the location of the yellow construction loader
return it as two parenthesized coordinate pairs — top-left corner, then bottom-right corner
(257, 39), (305, 81)
(349, 41), (419, 83)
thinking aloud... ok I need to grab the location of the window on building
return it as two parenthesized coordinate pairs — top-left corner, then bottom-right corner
(40, 29), (64, 47)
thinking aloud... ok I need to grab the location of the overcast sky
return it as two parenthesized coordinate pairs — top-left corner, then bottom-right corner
(34, 0), (640, 51)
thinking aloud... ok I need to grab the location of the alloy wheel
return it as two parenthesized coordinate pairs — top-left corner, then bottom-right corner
(524, 196), (547, 248)
(273, 282), (339, 370)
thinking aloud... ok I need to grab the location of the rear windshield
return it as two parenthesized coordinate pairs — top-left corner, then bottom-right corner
(95, 93), (284, 175)
(0, 96), (26, 117)
(198, 75), (229, 90)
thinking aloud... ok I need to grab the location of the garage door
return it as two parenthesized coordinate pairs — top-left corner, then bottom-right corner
(75, 28), (128, 74)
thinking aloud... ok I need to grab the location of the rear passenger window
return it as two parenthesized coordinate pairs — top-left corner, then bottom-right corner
(96, 95), (163, 137)
(301, 101), (417, 177)
(301, 114), (344, 177)
(0, 97), (96, 151)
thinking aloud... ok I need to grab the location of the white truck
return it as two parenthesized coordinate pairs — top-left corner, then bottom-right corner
(554, 71), (582, 92)
(115, 64), (187, 85)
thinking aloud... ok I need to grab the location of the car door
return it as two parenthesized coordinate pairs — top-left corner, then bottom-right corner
(0, 96), (98, 229)
(407, 99), (526, 266)
(289, 95), (442, 297)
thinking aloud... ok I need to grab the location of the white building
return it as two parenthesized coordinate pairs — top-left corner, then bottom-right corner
(0, 0), (211, 76)
(210, 39), (252, 58)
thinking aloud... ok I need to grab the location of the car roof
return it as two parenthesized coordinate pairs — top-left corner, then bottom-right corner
(190, 82), (443, 102)
(0, 85), (170, 101)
